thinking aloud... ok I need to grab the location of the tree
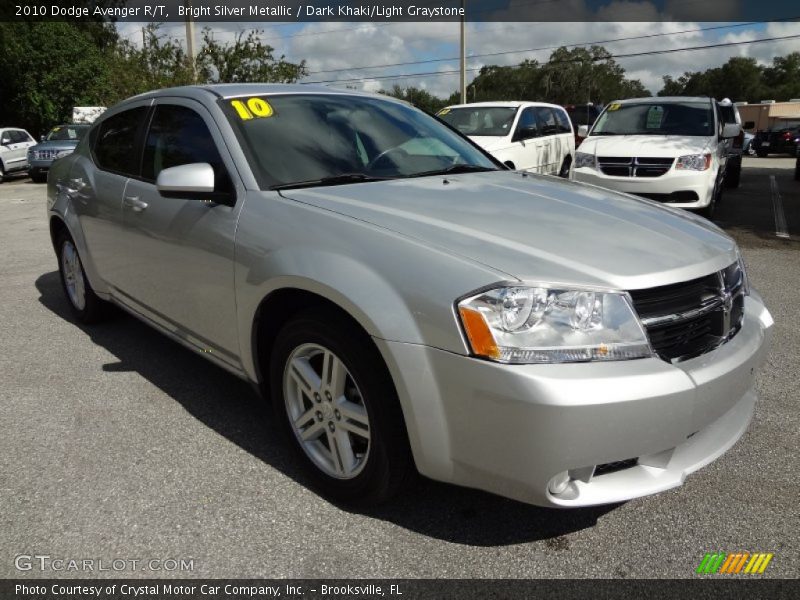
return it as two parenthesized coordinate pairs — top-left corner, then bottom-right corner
(380, 85), (450, 113)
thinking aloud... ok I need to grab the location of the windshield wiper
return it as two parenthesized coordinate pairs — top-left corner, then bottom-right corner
(271, 173), (394, 191)
(408, 164), (498, 178)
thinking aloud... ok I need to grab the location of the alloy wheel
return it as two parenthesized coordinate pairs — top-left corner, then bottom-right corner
(61, 240), (86, 311)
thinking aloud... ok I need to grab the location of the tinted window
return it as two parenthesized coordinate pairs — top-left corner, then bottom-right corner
(533, 107), (558, 136)
(94, 107), (147, 176)
(517, 108), (539, 138)
(554, 108), (572, 133)
(565, 105), (602, 127)
(10, 130), (30, 143)
(142, 105), (231, 193)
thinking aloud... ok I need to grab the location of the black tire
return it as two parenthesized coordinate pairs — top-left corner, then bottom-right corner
(55, 231), (109, 324)
(558, 155), (572, 178)
(0, 164), (5, 184)
(270, 308), (413, 505)
(724, 160), (741, 189)
(31, 172), (46, 183)
(756, 149), (768, 158)
(795, 158), (800, 182)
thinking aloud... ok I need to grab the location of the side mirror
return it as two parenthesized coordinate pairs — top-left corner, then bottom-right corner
(40, 135), (46, 142)
(721, 123), (740, 139)
(577, 125), (589, 138)
(503, 161), (516, 170)
(0, 138), (10, 146)
(156, 163), (214, 195)
(743, 121), (755, 130)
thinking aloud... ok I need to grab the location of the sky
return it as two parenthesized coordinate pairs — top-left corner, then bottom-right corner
(115, 18), (800, 99)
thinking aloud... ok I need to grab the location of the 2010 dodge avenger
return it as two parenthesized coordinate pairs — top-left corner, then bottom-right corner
(47, 85), (773, 507)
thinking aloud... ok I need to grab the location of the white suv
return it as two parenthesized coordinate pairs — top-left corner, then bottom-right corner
(570, 97), (739, 218)
(0, 127), (37, 183)
(437, 101), (575, 177)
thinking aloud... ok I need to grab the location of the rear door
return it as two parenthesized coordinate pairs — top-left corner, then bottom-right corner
(532, 106), (562, 174)
(115, 98), (243, 363)
(69, 102), (151, 288)
(511, 107), (545, 172)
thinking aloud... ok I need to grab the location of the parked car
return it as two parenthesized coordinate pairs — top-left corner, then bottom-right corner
(717, 99), (746, 188)
(743, 131), (756, 156)
(570, 97), (740, 218)
(0, 127), (37, 183)
(437, 101), (575, 176)
(752, 120), (800, 157)
(28, 124), (90, 183)
(564, 103), (603, 147)
(48, 85), (772, 508)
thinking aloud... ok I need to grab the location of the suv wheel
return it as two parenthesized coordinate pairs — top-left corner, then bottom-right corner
(724, 159), (741, 189)
(270, 309), (413, 505)
(56, 231), (108, 323)
(0, 164), (5, 184)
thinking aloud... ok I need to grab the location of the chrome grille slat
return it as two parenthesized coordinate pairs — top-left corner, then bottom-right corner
(597, 156), (674, 178)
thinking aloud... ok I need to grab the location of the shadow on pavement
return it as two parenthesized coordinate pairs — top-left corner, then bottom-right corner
(715, 162), (799, 247)
(35, 269), (618, 546)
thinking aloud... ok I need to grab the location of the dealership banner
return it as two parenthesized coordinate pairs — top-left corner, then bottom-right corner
(2, 0), (800, 23)
(3, 579), (799, 599)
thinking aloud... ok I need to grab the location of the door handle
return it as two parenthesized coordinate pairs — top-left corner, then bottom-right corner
(123, 195), (148, 212)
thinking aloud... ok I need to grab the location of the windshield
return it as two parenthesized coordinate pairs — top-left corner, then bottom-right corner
(591, 102), (714, 137)
(46, 125), (89, 141)
(437, 106), (518, 137)
(223, 94), (498, 189)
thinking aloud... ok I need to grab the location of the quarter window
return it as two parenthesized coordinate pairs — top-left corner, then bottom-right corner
(94, 107), (147, 176)
(142, 105), (231, 193)
(554, 109), (572, 134)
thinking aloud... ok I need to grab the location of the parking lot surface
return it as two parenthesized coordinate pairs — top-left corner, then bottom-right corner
(1, 157), (797, 579)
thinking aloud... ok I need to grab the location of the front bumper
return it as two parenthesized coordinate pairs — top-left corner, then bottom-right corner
(378, 295), (772, 507)
(571, 166), (715, 209)
(28, 159), (53, 174)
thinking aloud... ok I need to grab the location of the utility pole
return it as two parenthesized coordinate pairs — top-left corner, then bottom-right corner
(459, 0), (466, 103)
(184, 0), (197, 82)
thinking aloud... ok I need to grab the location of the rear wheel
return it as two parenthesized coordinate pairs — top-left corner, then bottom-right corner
(0, 164), (5, 184)
(756, 149), (768, 158)
(270, 309), (413, 505)
(56, 231), (108, 323)
(724, 159), (741, 189)
(31, 172), (46, 183)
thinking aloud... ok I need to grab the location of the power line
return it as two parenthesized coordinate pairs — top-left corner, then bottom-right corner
(304, 20), (774, 77)
(302, 32), (800, 85)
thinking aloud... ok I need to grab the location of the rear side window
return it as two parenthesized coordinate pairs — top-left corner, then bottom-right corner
(533, 107), (558, 136)
(93, 107), (147, 176)
(142, 104), (231, 193)
(554, 109), (572, 133)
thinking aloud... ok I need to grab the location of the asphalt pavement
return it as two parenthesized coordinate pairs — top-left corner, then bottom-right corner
(0, 156), (797, 579)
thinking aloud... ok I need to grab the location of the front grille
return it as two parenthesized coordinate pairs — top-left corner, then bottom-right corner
(33, 150), (59, 160)
(597, 156), (674, 178)
(629, 263), (746, 362)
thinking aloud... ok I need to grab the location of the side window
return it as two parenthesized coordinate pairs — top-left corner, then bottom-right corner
(534, 107), (558, 136)
(94, 107), (147, 176)
(516, 108), (539, 140)
(142, 104), (231, 194)
(554, 109), (572, 134)
(11, 130), (29, 143)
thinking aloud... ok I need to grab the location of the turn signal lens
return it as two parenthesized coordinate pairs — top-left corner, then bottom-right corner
(458, 307), (500, 360)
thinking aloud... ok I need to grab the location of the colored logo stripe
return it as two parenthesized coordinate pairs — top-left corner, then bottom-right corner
(696, 552), (773, 574)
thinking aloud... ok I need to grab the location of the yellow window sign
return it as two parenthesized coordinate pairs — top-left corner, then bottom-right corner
(607, 103), (621, 111)
(230, 98), (274, 120)
(437, 108), (451, 116)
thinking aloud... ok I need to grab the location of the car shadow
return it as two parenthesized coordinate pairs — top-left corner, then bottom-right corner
(35, 270), (618, 546)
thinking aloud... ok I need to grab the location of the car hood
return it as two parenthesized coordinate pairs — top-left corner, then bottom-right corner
(31, 140), (80, 152)
(468, 136), (513, 152)
(578, 135), (714, 158)
(280, 171), (737, 290)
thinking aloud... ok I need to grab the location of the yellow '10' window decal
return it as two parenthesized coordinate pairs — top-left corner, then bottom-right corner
(230, 98), (274, 120)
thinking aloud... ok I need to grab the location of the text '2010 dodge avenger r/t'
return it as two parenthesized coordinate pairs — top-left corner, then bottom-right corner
(47, 85), (773, 508)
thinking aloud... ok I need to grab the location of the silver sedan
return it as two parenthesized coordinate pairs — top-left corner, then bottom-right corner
(47, 85), (773, 507)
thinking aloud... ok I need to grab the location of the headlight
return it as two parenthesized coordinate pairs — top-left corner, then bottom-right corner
(55, 149), (74, 159)
(676, 153), (711, 171)
(457, 285), (653, 364)
(574, 152), (595, 169)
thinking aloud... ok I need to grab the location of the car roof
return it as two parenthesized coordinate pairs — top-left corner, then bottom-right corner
(120, 83), (400, 104)
(611, 96), (713, 105)
(445, 101), (564, 110)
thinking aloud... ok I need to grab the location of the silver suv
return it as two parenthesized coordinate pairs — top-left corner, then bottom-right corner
(47, 85), (773, 507)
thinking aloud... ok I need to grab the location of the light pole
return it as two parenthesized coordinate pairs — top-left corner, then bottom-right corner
(184, 0), (197, 82)
(460, 0), (466, 103)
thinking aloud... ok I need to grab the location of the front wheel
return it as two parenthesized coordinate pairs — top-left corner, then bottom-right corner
(698, 180), (720, 219)
(56, 231), (108, 323)
(558, 156), (572, 178)
(724, 160), (741, 189)
(270, 309), (413, 505)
